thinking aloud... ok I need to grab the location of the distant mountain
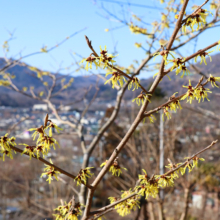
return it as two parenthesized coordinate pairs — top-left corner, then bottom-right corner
(0, 53), (220, 107)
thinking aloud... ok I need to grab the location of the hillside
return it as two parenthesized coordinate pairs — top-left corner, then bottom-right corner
(0, 53), (220, 107)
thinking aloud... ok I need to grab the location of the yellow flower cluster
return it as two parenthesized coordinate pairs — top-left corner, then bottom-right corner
(134, 157), (205, 201)
(135, 170), (159, 199)
(182, 9), (212, 33)
(80, 44), (142, 91)
(22, 121), (62, 159)
(181, 80), (212, 104)
(79, 46), (117, 71)
(28, 66), (50, 79)
(165, 162), (182, 179)
(161, 93), (182, 121)
(41, 159), (60, 184)
(129, 23), (147, 34)
(170, 58), (190, 78)
(0, 134), (16, 161)
(109, 190), (140, 217)
(0, 79), (10, 86)
(53, 201), (83, 220)
(74, 167), (94, 186)
(99, 46), (117, 68)
(100, 158), (127, 176)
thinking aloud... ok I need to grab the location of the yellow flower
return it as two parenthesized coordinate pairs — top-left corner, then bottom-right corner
(161, 13), (166, 22)
(181, 80), (196, 104)
(162, 106), (172, 121)
(195, 87), (212, 103)
(138, 169), (149, 184)
(66, 211), (79, 220)
(22, 87), (28, 92)
(29, 126), (45, 141)
(108, 197), (117, 204)
(34, 145), (45, 158)
(161, 21), (170, 29)
(53, 213), (64, 220)
(165, 162), (183, 179)
(169, 58), (190, 77)
(180, 161), (193, 175)
(0, 148), (14, 161)
(46, 121), (63, 137)
(159, 39), (168, 46)
(169, 93), (182, 112)
(216, 40), (220, 51)
(114, 190), (140, 217)
(155, 175), (174, 188)
(41, 159), (60, 184)
(54, 202), (70, 216)
(194, 50), (213, 65)
(132, 93), (151, 106)
(208, 74), (220, 87)
(0, 134), (16, 149)
(129, 23), (147, 34)
(38, 136), (60, 153)
(192, 156), (205, 167)
(20, 144), (36, 160)
(210, 1), (218, 10)
(134, 43), (142, 48)
(104, 71), (126, 89)
(75, 167), (94, 186)
(188, 9), (212, 32)
(153, 50), (176, 65)
(54, 201), (82, 220)
(128, 77), (140, 91)
(0, 134), (17, 161)
(132, 14), (141, 21)
(176, 64), (190, 78)
(79, 56), (99, 71)
(182, 17), (194, 34)
(99, 46), (117, 68)
(40, 46), (47, 53)
(136, 181), (159, 199)
(148, 114), (156, 123)
(101, 158), (127, 176)
(175, 14), (179, 19)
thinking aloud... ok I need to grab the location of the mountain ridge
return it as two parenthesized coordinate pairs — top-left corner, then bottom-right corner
(0, 53), (220, 107)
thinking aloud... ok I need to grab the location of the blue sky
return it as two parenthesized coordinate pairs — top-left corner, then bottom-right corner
(0, 0), (219, 79)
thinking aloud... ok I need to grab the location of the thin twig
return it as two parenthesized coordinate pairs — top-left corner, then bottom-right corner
(89, 140), (218, 217)
(10, 145), (93, 189)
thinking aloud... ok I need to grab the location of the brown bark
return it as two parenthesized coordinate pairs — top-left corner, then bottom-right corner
(158, 199), (165, 220)
(179, 187), (190, 220)
(199, 190), (208, 220)
(149, 202), (155, 220)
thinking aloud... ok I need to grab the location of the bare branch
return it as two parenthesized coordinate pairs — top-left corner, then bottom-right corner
(10, 145), (93, 189)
